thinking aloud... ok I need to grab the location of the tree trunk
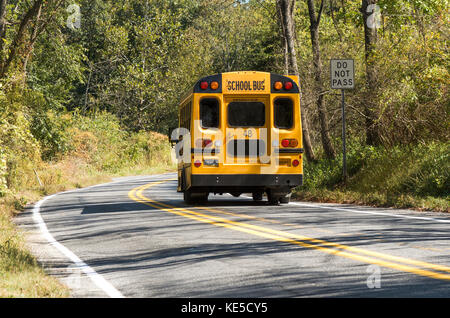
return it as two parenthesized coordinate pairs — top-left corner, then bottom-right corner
(0, 0), (7, 61)
(22, 2), (43, 74)
(361, 0), (382, 146)
(0, 0), (44, 78)
(307, 0), (336, 159)
(277, 0), (316, 162)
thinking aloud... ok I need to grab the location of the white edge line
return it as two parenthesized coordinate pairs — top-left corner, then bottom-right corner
(289, 201), (450, 223)
(32, 181), (125, 298)
(239, 195), (450, 224)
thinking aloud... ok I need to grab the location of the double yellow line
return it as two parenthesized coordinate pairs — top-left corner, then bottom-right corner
(128, 180), (450, 281)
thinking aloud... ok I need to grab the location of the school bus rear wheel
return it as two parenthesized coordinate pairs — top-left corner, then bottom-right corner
(267, 190), (280, 205)
(252, 192), (263, 201)
(184, 190), (208, 205)
(279, 193), (292, 204)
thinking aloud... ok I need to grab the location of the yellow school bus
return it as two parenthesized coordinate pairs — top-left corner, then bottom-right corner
(171, 71), (303, 205)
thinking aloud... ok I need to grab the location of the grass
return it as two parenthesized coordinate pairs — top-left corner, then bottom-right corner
(0, 199), (69, 298)
(293, 141), (450, 212)
(0, 112), (175, 297)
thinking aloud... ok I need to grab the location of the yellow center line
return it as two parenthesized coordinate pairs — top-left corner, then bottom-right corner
(128, 180), (450, 281)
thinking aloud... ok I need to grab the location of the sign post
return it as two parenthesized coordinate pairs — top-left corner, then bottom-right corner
(330, 59), (354, 183)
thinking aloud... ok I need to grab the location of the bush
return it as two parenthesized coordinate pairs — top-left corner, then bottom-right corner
(297, 140), (449, 211)
(30, 110), (73, 160)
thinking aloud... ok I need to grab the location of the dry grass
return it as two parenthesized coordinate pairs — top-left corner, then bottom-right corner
(0, 202), (69, 298)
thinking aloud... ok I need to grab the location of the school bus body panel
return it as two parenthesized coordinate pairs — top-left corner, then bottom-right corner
(176, 71), (303, 200)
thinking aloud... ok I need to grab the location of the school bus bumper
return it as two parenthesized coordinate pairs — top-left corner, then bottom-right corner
(191, 174), (303, 187)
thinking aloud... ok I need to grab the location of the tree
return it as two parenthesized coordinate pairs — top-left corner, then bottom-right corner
(0, 0), (7, 56)
(0, 0), (68, 80)
(277, 0), (316, 162)
(361, 0), (382, 145)
(306, 0), (336, 159)
(0, 0), (44, 78)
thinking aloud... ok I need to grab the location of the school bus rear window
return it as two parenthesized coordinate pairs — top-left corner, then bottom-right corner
(228, 101), (265, 127)
(200, 98), (220, 128)
(274, 98), (293, 129)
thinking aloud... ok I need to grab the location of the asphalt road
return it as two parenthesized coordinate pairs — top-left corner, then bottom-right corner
(20, 173), (450, 297)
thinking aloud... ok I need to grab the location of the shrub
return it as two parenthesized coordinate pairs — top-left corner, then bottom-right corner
(298, 140), (449, 210)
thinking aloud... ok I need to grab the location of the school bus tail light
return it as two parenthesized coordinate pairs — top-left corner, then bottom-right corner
(281, 139), (290, 147)
(196, 138), (212, 148)
(284, 82), (293, 90)
(292, 159), (300, 167)
(281, 139), (298, 148)
(194, 160), (202, 168)
(289, 139), (298, 147)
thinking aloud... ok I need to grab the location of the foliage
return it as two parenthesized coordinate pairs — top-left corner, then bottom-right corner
(298, 140), (450, 211)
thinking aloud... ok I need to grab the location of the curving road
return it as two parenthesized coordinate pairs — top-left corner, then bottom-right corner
(19, 173), (450, 297)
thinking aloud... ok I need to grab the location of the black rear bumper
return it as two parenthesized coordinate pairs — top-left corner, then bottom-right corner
(191, 174), (302, 188)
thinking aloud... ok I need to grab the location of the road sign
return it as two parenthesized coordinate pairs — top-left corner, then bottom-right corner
(330, 59), (354, 90)
(330, 59), (355, 183)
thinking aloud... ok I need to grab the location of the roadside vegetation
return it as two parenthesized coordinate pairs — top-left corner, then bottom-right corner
(0, 111), (173, 297)
(294, 140), (449, 212)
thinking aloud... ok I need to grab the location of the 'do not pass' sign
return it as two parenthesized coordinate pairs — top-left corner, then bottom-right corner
(330, 59), (354, 90)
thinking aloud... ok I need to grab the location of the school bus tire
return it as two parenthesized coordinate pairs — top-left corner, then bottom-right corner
(252, 192), (263, 201)
(183, 189), (193, 204)
(279, 192), (292, 204)
(184, 189), (208, 205)
(267, 190), (280, 205)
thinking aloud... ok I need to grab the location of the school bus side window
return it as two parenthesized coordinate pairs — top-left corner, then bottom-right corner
(188, 101), (192, 131)
(274, 98), (293, 129)
(180, 106), (184, 128)
(200, 98), (220, 128)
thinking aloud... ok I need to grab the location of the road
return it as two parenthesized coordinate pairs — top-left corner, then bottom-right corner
(20, 173), (450, 297)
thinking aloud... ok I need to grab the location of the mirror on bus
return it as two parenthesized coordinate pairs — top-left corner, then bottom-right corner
(168, 126), (178, 144)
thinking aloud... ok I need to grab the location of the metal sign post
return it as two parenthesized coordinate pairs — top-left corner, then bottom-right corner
(341, 89), (347, 182)
(330, 59), (354, 183)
